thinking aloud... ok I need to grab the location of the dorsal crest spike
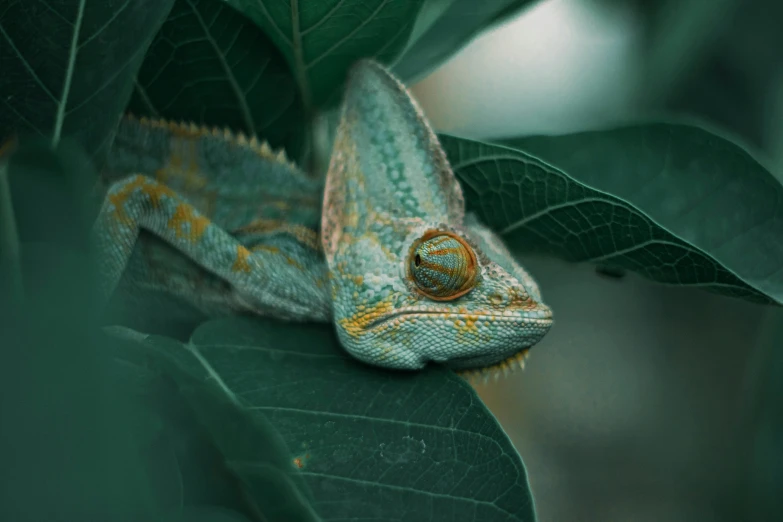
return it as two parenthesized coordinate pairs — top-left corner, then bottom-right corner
(121, 114), (299, 170)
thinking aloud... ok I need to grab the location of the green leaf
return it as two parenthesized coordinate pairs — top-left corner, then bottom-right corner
(394, 0), (538, 82)
(7, 138), (99, 249)
(223, 0), (426, 110)
(109, 328), (310, 522)
(440, 125), (783, 304)
(123, 316), (535, 522)
(0, 0), (175, 161)
(128, 0), (305, 159)
(0, 142), (156, 521)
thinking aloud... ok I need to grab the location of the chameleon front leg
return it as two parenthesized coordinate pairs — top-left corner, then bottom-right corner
(93, 174), (330, 322)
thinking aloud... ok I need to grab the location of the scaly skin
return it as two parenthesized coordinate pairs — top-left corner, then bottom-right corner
(94, 60), (553, 376)
(98, 115), (329, 321)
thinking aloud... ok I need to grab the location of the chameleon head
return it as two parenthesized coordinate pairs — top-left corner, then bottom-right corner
(321, 60), (553, 372)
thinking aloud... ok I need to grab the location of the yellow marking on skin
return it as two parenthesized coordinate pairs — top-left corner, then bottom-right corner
(232, 245), (252, 273)
(353, 275), (363, 285)
(157, 135), (209, 193)
(505, 286), (540, 310)
(338, 298), (394, 339)
(451, 313), (481, 345)
(167, 203), (210, 242)
(489, 294), (504, 306)
(108, 175), (174, 225)
(285, 256), (304, 270)
(154, 167), (170, 184)
(235, 219), (319, 251)
(251, 244), (281, 254)
(377, 346), (394, 361)
(142, 179), (176, 207)
(108, 177), (144, 225)
(180, 139), (207, 192)
(462, 314), (480, 335)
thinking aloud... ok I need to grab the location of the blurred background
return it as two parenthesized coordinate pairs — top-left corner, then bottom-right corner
(410, 0), (783, 520)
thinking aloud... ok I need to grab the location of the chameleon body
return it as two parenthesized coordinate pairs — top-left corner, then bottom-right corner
(95, 60), (553, 376)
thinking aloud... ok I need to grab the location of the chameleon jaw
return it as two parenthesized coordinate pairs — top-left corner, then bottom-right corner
(358, 306), (552, 373)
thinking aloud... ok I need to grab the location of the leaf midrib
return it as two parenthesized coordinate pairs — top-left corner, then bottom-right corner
(52, 0), (88, 148)
(290, 0), (311, 110)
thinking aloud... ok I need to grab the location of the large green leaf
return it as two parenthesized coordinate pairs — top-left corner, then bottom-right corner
(128, 0), (305, 158)
(120, 316), (535, 522)
(393, 0), (538, 83)
(0, 0), (174, 161)
(440, 126), (783, 304)
(223, 0), (426, 110)
(110, 328), (319, 522)
(0, 142), (155, 521)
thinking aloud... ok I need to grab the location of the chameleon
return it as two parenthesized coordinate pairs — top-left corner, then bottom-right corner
(93, 60), (553, 378)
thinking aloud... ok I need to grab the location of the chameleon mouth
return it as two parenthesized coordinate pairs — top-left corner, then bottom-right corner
(366, 307), (553, 330)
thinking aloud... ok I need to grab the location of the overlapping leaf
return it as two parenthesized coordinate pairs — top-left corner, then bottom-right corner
(0, 141), (154, 522)
(394, 0), (538, 82)
(119, 316), (535, 522)
(0, 0), (174, 161)
(128, 0), (305, 158)
(440, 126), (783, 304)
(110, 328), (320, 522)
(223, 0), (426, 109)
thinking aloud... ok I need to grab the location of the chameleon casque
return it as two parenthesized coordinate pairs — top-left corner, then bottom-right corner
(94, 60), (553, 377)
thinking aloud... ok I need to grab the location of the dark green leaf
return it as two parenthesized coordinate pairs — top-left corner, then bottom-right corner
(111, 328), (322, 522)
(0, 142), (155, 521)
(394, 0), (538, 82)
(440, 126), (783, 304)
(7, 137), (98, 249)
(224, 0), (426, 110)
(109, 330), (292, 522)
(123, 316), (535, 522)
(0, 0), (175, 161)
(128, 0), (305, 159)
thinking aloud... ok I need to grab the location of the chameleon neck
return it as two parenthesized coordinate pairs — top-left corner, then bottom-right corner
(104, 116), (324, 230)
(98, 116), (331, 326)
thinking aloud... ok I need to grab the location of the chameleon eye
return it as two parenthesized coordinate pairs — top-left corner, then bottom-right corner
(409, 231), (478, 301)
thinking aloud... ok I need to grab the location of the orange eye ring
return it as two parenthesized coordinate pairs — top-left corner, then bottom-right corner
(407, 230), (478, 301)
